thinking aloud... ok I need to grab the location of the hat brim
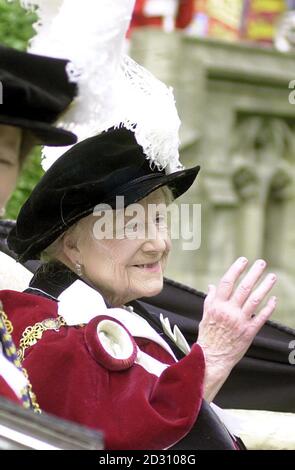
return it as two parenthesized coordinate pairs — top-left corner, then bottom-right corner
(0, 115), (77, 146)
(106, 165), (201, 207)
(16, 165), (200, 262)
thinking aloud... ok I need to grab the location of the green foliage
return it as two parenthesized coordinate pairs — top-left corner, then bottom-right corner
(0, 0), (36, 50)
(0, 0), (43, 219)
(6, 149), (44, 219)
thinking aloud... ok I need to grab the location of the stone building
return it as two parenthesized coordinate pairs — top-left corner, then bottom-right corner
(131, 30), (295, 327)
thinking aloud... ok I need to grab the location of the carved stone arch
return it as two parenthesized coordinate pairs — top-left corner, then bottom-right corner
(264, 165), (295, 268)
(232, 165), (260, 201)
(268, 167), (293, 201)
(231, 116), (265, 164)
(231, 164), (264, 261)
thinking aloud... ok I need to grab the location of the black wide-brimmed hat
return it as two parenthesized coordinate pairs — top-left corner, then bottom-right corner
(8, 127), (200, 261)
(0, 45), (77, 146)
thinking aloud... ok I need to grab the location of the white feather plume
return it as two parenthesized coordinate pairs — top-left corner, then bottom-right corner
(116, 56), (182, 174)
(19, 0), (183, 174)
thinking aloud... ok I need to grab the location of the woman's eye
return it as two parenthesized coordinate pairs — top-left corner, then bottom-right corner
(155, 215), (166, 225)
(125, 223), (142, 234)
(124, 223), (143, 239)
(125, 224), (137, 232)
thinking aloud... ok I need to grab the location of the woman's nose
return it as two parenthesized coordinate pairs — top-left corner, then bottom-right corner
(141, 227), (170, 254)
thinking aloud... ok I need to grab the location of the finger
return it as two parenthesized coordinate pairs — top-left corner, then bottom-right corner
(215, 257), (248, 301)
(243, 273), (277, 317)
(251, 296), (277, 334)
(203, 284), (216, 312)
(231, 259), (267, 307)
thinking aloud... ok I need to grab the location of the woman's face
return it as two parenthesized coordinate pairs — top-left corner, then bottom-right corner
(0, 125), (22, 215)
(64, 189), (172, 306)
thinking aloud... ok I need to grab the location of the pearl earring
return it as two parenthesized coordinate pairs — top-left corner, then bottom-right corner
(75, 262), (83, 277)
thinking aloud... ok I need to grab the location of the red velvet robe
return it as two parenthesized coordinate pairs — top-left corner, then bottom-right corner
(131, 0), (195, 30)
(0, 288), (205, 450)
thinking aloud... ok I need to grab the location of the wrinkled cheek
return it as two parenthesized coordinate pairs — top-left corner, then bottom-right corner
(113, 265), (130, 291)
(89, 256), (114, 284)
(124, 269), (143, 294)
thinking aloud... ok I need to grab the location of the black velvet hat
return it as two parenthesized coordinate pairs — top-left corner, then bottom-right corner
(0, 45), (77, 146)
(8, 127), (200, 261)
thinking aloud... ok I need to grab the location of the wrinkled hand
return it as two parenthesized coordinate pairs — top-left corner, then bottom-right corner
(197, 257), (277, 401)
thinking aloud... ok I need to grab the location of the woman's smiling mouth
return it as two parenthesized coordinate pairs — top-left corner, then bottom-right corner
(133, 262), (161, 273)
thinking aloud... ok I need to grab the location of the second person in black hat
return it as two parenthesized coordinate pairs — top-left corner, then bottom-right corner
(0, 44), (77, 218)
(0, 44), (77, 408)
(0, 44), (78, 279)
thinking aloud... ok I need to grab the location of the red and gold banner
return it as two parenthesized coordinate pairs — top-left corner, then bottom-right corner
(241, 0), (287, 43)
(191, 0), (244, 40)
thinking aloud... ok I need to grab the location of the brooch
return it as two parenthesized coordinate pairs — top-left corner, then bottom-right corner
(84, 315), (137, 371)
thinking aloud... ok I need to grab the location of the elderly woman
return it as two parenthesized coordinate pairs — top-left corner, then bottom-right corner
(0, 44), (77, 407)
(1, 127), (277, 449)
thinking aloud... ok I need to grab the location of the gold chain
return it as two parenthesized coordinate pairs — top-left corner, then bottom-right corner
(0, 302), (45, 413)
(17, 316), (67, 413)
(1, 303), (67, 412)
(18, 316), (66, 362)
(21, 367), (42, 414)
(0, 305), (13, 335)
